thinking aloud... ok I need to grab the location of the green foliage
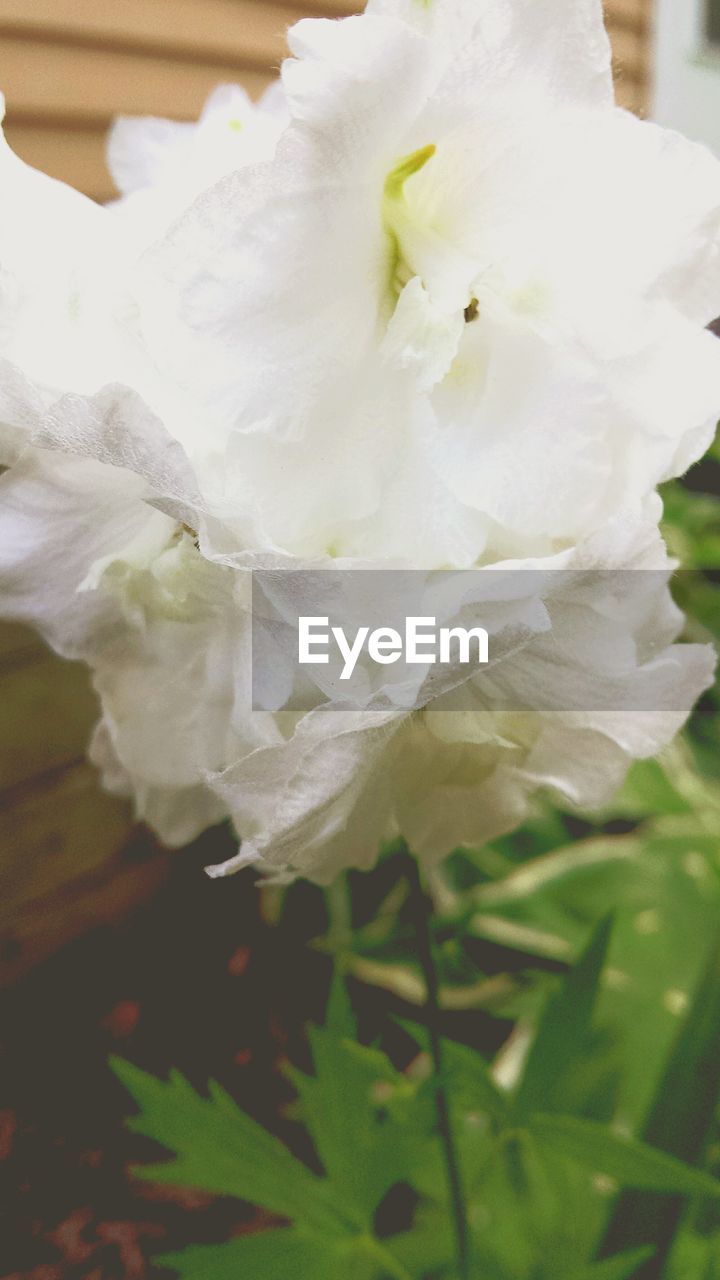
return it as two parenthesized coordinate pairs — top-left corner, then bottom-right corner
(288, 1030), (430, 1223)
(109, 1057), (346, 1236)
(111, 452), (720, 1279)
(566, 1251), (655, 1280)
(161, 1231), (346, 1280)
(113, 928), (720, 1279)
(528, 1115), (720, 1200)
(113, 757), (720, 1278)
(513, 917), (611, 1118)
(602, 935), (720, 1275)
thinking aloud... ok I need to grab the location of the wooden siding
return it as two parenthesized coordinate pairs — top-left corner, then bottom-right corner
(0, 622), (169, 987)
(0, 0), (653, 201)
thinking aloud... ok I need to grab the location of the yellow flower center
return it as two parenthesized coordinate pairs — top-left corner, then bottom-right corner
(382, 143), (437, 300)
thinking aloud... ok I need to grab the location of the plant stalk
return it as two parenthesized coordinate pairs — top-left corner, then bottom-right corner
(406, 853), (471, 1280)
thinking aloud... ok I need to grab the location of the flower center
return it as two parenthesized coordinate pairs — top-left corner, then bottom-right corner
(381, 144), (478, 329)
(382, 143), (437, 300)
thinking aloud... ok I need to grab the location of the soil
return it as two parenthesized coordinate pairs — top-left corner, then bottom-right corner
(0, 826), (330, 1280)
(0, 827), (524, 1280)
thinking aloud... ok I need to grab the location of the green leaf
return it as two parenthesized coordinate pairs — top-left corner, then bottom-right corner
(488, 826), (720, 1133)
(472, 1129), (605, 1278)
(325, 969), (357, 1039)
(110, 1058), (345, 1235)
(664, 1226), (720, 1280)
(565, 1247), (654, 1280)
(486, 805), (575, 864)
(398, 1020), (509, 1122)
(159, 1230), (344, 1280)
(290, 1031), (428, 1223)
(610, 757), (692, 819)
(662, 484), (720, 570)
(471, 840), (635, 961)
(600, 935), (720, 1272)
(515, 918), (613, 1118)
(387, 1208), (454, 1276)
(529, 1115), (720, 1200)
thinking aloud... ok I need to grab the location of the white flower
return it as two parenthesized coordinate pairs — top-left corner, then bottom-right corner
(0, 93), (132, 406)
(0, 0), (718, 879)
(107, 83), (289, 251)
(0, 81), (282, 847)
(0, 390), (240, 844)
(0, 84), (285, 424)
(134, 0), (720, 564)
(204, 521), (715, 884)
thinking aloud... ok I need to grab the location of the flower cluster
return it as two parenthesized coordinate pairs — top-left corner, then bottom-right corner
(1, 0), (719, 882)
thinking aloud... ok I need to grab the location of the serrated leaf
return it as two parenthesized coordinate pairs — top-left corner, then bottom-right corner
(159, 1229), (356, 1280)
(514, 918), (612, 1118)
(110, 1057), (345, 1235)
(529, 1115), (720, 1199)
(291, 1030), (433, 1223)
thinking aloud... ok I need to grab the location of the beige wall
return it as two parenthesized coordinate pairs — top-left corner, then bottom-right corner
(0, 0), (652, 201)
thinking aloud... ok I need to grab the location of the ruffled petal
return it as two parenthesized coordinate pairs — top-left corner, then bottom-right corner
(206, 524), (715, 882)
(0, 446), (173, 658)
(89, 719), (229, 848)
(367, 0), (613, 110)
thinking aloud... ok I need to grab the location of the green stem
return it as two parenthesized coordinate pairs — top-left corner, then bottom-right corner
(406, 853), (471, 1280)
(327, 871), (353, 956)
